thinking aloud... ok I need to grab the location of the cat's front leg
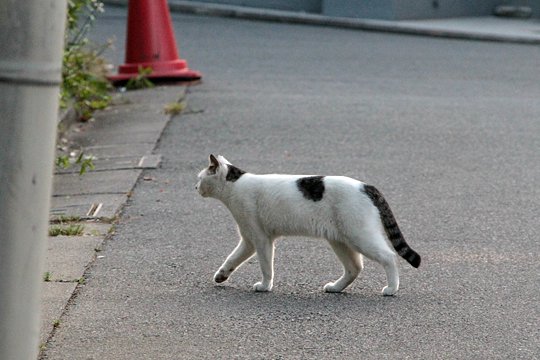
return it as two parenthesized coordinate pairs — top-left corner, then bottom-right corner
(253, 240), (275, 292)
(214, 237), (255, 284)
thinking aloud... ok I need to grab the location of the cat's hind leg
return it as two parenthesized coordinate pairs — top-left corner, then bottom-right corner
(358, 233), (400, 296)
(380, 257), (399, 296)
(324, 241), (363, 293)
(214, 237), (255, 284)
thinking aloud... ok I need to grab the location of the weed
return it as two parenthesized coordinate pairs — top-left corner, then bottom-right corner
(58, 0), (110, 177)
(43, 272), (52, 282)
(55, 152), (95, 175)
(55, 155), (71, 169)
(164, 101), (187, 115)
(62, 1), (111, 121)
(53, 319), (61, 328)
(61, 44), (112, 121)
(125, 66), (155, 90)
(49, 224), (85, 237)
(75, 152), (96, 175)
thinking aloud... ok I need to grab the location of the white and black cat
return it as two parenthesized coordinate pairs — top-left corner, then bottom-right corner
(196, 154), (421, 295)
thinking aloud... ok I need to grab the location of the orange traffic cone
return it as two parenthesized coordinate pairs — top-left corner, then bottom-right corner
(108, 0), (202, 84)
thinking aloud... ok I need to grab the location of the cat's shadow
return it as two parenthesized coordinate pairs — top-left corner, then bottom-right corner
(210, 284), (399, 316)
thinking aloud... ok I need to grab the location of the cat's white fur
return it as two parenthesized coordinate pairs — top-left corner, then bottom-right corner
(196, 155), (418, 295)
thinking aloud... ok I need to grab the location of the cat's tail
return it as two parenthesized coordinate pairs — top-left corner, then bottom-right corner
(362, 184), (421, 268)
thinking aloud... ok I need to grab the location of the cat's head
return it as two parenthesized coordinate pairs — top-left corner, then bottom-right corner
(196, 154), (234, 198)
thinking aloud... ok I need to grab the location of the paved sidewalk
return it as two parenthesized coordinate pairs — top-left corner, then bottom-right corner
(41, 86), (186, 347)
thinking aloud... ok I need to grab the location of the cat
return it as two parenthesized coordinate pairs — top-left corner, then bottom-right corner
(196, 154), (421, 296)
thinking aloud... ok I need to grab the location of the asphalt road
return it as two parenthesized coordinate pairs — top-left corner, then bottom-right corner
(44, 6), (539, 359)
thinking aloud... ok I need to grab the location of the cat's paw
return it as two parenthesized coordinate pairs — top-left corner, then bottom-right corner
(213, 270), (229, 283)
(323, 282), (344, 293)
(253, 281), (273, 292)
(382, 286), (398, 296)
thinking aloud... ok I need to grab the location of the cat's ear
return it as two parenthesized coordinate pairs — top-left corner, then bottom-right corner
(209, 154), (219, 168)
(217, 155), (232, 165)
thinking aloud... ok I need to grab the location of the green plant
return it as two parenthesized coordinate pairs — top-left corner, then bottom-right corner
(62, 0), (111, 121)
(53, 319), (61, 328)
(43, 272), (52, 282)
(61, 42), (112, 120)
(164, 101), (187, 115)
(49, 224), (85, 237)
(67, 0), (104, 38)
(76, 152), (96, 175)
(55, 155), (71, 169)
(56, 152), (95, 175)
(125, 66), (155, 90)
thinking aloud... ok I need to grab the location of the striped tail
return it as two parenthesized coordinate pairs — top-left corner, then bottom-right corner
(363, 184), (421, 268)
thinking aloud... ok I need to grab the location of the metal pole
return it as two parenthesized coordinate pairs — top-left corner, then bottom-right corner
(0, 0), (67, 359)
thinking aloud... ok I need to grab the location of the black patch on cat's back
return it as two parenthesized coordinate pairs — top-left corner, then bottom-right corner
(296, 176), (325, 201)
(226, 165), (246, 182)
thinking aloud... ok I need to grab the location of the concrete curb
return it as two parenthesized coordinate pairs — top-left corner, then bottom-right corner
(103, 0), (540, 44)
